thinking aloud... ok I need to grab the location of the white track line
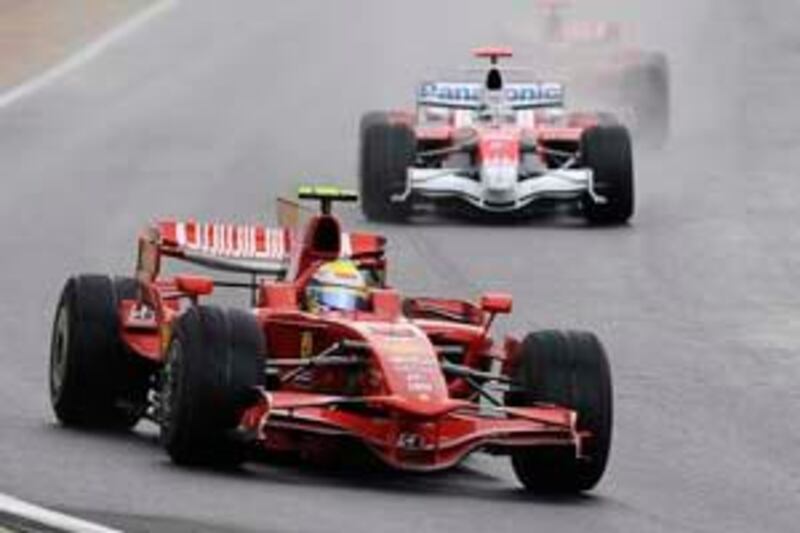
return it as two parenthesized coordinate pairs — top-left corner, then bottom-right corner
(0, 493), (121, 533)
(0, 0), (179, 110)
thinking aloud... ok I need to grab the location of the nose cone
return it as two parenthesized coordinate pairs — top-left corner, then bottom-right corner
(482, 163), (519, 203)
(353, 322), (450, 404)
(478, 133), (520, 203)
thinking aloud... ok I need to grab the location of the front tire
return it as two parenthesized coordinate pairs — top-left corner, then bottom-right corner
(359, 111), (415, 221)
(49, 275), (148, 429)
(581, 125), (634, 225)
(506, 330), (613, 493)
(160, 306), (265, 467)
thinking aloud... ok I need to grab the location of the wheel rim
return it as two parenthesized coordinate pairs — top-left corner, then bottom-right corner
(50, 305), (70, 402)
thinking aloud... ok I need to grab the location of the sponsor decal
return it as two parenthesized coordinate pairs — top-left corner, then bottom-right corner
(505, 83), (564, 103)
(126, 304), (157, 328)
(397, 432), (426, 450)
(405, 372), (435, 393)
(366, 324), (417, 338)
(171, 221), (287, 260)
(300, 331), (314, 358)
(420, 82), (481, 102)
(418, 81), (564, 106)
(387, 354), (438, 368)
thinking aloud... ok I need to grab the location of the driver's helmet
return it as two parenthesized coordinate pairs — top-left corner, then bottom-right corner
(305, 260), (369, 312)
(478, 95), (516, 125)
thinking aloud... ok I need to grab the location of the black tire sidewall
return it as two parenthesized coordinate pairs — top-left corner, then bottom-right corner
(161, 306), (265, 466)
(581, 125), (635, 225)
(359, 111), (415, 221)
(49, 275), (143, 428)
(507, 330), (613, 492)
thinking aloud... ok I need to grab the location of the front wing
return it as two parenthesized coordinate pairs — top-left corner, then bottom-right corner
(399, 168), (600, 213)
(239, 391), (583, 472)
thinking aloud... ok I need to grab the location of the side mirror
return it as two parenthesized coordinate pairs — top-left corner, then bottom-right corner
(175, 275), (214, 297)
(480, 292), (513, 315)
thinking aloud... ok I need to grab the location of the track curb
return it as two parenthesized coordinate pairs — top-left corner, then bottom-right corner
(0, 493), (121, 532)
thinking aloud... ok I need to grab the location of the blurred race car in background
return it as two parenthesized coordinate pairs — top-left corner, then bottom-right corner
(49, 187), (614, 494)
(360, 47), (634, 224)
(520, 0), (670, 147)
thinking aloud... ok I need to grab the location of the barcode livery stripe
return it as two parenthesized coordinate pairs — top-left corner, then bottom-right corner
(167, 221), (289, 261)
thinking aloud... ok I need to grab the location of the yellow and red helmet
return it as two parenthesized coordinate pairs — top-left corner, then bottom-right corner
(305, 260), (369, 312)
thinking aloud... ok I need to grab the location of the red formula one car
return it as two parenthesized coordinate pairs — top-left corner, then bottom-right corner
(527, 0), (670, 147)
(49, 187), (613, 493)
(359, 47), (634, 224)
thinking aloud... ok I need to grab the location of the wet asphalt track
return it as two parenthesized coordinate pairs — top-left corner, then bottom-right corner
(1, 1), (799, 531)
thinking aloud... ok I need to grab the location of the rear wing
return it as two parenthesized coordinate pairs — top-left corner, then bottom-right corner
(417, 81), (565, 110)
(418, 81), (483, 109)
(298, 185), (358, 214)
(136, 219), (387, 282)
(137, 220), (291, 282)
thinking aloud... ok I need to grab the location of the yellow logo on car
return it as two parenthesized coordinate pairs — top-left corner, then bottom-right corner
(300, 331), (314, 358)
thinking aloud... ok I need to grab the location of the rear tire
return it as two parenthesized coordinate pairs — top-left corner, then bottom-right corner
(506, 330), (613, 493)
(49, 275), (149, 429)
(581, 125), (634, 225)
(160, 306), (265, 467)
(359, 111), (415, 221)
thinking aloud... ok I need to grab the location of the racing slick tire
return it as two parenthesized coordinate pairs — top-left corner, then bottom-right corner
(160, 306), (265, 467)
(359, 111), (415, 222)
(622, 53), (670, 148)
(581, 125), (634, 225)
(506, 330), (613, 493)
(49, 275), (150, 429)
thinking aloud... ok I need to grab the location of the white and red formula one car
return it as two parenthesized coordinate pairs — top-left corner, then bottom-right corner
(359, 47), (634, 224)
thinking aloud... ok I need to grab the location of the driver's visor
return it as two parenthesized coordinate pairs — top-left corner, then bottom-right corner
(308, 286), (368, 312)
